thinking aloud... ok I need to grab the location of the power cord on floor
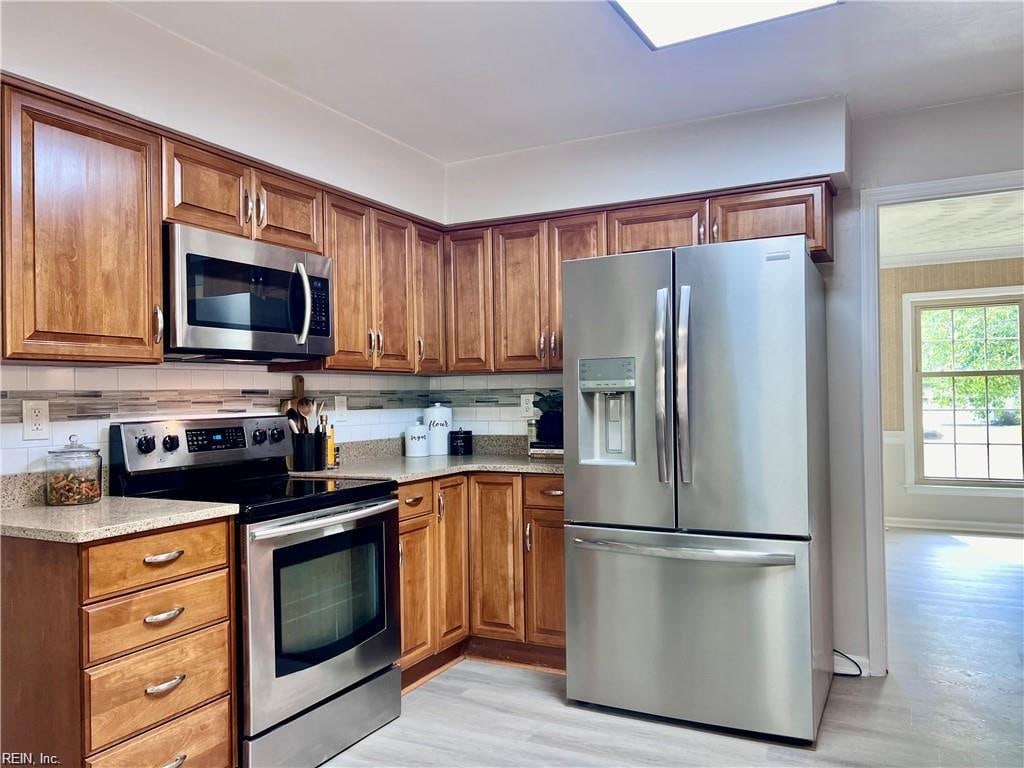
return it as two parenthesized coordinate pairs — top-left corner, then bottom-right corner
(833, 648), (862, 677)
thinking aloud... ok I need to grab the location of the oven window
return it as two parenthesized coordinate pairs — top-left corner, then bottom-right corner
(186, 253), (304, 334)
(273, 522), (385, 677)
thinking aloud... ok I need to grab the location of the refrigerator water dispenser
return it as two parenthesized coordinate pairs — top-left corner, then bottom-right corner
(578, 357), (636, 465)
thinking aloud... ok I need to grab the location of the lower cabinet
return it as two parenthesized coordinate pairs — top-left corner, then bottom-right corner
(524, 508), (566, 647)
(435, 475), (471, 649)
(398, 512), (437, 668)
(469, 474), (525, 642)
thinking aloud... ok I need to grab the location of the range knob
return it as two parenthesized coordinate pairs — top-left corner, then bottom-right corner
(136, 435), (157, 455)
(252, 428), (268, 445)
(269, 427), (286, 443)
(162, 435), (180, 452)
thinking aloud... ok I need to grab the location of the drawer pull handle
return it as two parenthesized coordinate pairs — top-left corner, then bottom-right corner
(540, 489), (564, 497)
(404, 495), (424, 505)
(143, 549), (184, 565)
(145, 674), (186, 696)
(144, 606), (185, 625)
(160, 755), (187, 768)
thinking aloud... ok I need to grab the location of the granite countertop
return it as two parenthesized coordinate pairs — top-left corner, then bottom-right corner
(293, 454), (564, 484)
(1, 496), (239, 544)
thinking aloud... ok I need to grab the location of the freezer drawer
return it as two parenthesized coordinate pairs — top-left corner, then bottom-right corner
(565, 525), (827, 742)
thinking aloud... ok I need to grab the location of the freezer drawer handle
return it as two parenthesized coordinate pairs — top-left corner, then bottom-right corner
(654, 286), (670, 484)
(572, 538), (795, 566)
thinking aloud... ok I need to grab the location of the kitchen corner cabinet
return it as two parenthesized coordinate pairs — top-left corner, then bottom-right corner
(470, 474), (525, 642)
(3, 89), (164, 363)
(548, 212), (607, 370)
(413, 226), (447, 373)
(608, 199), (706, 254)
(163, 138), (322, 253)
(708, 182), (833, 258)
(445, 228), (494, 372)
(493, 221), (549, 371)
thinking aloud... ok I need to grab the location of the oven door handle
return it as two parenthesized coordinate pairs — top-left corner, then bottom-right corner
(250, 499), (398, 541)
(295, 262), (312, 345)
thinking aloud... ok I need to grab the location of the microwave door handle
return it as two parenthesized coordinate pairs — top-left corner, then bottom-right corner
(654, 286), (670, 484)
(677, 285), (692, 484)
(295, 262), (312, 345)
(250, 499), (398, 541)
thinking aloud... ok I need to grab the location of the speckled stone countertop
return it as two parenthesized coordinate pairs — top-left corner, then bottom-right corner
(293, 454), (564, 484)
(1, 497), (239, 543)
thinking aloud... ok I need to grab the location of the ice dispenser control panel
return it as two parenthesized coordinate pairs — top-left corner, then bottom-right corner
(578, 357), (636, 465)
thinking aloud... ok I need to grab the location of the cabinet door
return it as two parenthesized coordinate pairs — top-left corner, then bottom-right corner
(252, 169), (323, 253)
(398, 512), (437, 668)
(435, 475), (470, 650)
(412, 225), (446, 374)
(445, 228), (493, 372)
(548, 212), (606, 371)
(323, 195), (374, 370)
(469, 474), (524, 642)
(524, 508), (566, 648)
(493, 222), (549, 372)
(3, 90), (162, 362)
(162, 139), (251, 238)
(372, 211), (416, 372)
(607, 200), (706, 254)
(708, 183), (832, 259)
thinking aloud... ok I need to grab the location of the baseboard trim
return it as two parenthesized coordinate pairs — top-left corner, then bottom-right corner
(464, 636), (566, 670)
(886, 516), (1024, 536)
(833, 651), (870, 677)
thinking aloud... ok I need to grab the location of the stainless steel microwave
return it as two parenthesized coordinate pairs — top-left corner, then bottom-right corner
(166, 223), (334, 360)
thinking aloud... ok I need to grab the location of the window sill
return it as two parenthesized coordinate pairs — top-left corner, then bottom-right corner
(905, 483), (1024, 499)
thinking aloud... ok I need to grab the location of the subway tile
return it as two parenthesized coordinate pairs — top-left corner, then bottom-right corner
(1, 422), (44, 449)
(156, 369), (192, 390)
(489, 420), (519, 435)
(1, 448), (29, 474)
(75, 368), (119, 391)
(328, 374), (351, 389)
(222, 369), (255, 389)
(499, 406), (526, 420)
(191, 369), (225, 389)
(252, 371), (283, 390)
(26, 446), (49, 473)
(487, 375), (512, 389)
(535, 373), (564, 388)
(27, 367), (75, 391)
(462, 375), (488, 390)
(303, 373), (332, 391)
(118, 367), (157, 391)
(506, 373), (537, 389)
(52, 418), (99, 447)
(475, 407), (501, 421)
(453, 407), (476, 422)
(0, 365), (29, 391)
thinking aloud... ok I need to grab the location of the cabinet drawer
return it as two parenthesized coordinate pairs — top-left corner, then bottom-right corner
(84, 622), (230, 753)
(85, 696), (231, 768)
(83, 570), (230, 665)
(399, 480), (434, 520)
(84, 521), (228, 601)
(523, 475), (565, 509)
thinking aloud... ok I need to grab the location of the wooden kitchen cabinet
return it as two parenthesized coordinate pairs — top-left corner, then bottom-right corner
(493, 221), (549, 371)
(445, 228), (494, 372)
(163, 138), (251, 238)
(398, 512), (437, 668)
(252, 169), (323, 253)
(435, 475), (470, 650)
(372, 210), (416, 372)
(413, 226), (447, 373)
(708, 182), (833, 259)
(469, 474), (524, 642)
(3, 88), (163, 363)
(524, 508), (566, 648)
(548, 212), (607, 370)
(607, 199), (706, 254)
(323, 195), (374, 370)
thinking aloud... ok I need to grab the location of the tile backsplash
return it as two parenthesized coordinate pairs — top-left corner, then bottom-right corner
(0, 363), (562, 476)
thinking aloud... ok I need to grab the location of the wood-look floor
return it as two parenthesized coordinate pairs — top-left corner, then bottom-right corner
(329, 531), (1023, 767)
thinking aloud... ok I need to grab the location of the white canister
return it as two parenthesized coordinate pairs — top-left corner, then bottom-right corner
(424, 403), (452, 456)
(405, 421), (429, 457)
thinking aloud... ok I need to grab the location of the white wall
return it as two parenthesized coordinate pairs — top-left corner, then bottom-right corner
(0, 1), (446, 221)
(444, 97), (849, 222)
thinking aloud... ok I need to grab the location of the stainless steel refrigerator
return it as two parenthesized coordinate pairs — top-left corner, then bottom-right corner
(563, 235), (833, 743)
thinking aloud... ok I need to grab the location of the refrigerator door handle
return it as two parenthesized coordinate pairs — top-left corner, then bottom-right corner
(676, 285), (692, 484)
(654, 286), (670, 484)
(572, 538), (796, 567)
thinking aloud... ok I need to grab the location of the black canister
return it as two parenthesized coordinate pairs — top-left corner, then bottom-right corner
(291, 432), (326, 471)
(448, 429), (473, 456)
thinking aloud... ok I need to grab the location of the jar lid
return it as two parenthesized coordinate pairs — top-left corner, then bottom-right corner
(48, 434), (100, 457)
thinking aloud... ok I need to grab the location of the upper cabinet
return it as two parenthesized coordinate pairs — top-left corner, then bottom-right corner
(323, 195), (374, 370)
(493, 222), (549, 371)
(3, 89), (163, 363)
(607, 200), (706, 254)
(412, 226), (447, 374)
(445, 228), (494, 373)
(162, 139), (322, 253)
(708, 182), (832, 259)
(372, 210), (416, 372)
(548, 212), (607, 370)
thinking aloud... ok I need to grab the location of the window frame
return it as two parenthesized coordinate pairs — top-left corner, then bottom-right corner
(903, 287), (1024, 489)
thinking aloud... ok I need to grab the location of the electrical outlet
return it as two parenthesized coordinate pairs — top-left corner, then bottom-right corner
(334, 395), (348, 422)
(520, 393), (535, 418)
(22, 400), (50, 441)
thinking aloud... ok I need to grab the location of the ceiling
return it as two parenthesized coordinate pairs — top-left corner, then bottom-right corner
(120, 1), (1024, 163)
(879, 190), (1024, 267)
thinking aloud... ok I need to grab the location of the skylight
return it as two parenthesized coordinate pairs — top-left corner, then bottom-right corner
(613, 1), (839, 49)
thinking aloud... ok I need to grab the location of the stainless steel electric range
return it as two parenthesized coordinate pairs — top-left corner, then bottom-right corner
(111, 415), (400, 767)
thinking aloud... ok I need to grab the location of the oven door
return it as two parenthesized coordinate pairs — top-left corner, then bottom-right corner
(242, 497), (399, 737)
(167, 223), (333, 357)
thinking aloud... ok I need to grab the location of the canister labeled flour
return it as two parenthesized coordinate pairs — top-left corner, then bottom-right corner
(424, 403), (452, 456)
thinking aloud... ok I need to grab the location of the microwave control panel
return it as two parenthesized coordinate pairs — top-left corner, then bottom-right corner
(309, 277), (331, 337)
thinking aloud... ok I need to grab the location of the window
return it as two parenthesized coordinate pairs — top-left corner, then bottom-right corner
(914, 295), (1023, 485)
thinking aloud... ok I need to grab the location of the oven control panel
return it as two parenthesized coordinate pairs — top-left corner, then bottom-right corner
(113, 415), (292, 473)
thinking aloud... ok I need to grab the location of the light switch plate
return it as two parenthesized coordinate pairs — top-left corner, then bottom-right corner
(520, 394), (534, 418)
(22, 400), (50, 441)
(334, 395), (348, 421)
